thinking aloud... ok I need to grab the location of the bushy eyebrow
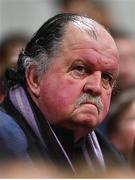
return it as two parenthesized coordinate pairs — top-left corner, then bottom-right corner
(70, 59), (93, 70)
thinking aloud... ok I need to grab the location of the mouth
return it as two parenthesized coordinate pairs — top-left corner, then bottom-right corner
(75, 96), (103, 113)
(82, 100), (104, 114)
(80, 102), (98, 111)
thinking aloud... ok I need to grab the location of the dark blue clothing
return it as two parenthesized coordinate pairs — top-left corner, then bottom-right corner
(0, 111), (29, 160)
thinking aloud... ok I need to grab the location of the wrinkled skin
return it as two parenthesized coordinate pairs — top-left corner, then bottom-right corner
(28, 23), (119, 141)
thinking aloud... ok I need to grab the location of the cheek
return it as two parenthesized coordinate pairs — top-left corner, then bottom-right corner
(39, 75), (83, 118)
(101, 91), (112, 118)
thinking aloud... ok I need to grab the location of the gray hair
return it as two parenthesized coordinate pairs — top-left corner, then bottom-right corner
(16, 13), (102, 84)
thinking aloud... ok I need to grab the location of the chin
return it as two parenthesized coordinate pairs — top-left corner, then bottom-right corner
(77, 115), (100, 128)
(73, 118), (99, 139)
(74, 125), (94, 142)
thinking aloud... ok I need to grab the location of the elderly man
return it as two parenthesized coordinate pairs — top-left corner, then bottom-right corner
(0, 13), (126, 175)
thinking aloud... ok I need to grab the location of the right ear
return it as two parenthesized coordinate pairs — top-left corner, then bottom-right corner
(26, 65), (40, 98)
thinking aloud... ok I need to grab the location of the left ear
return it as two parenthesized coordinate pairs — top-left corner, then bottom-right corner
(26, 65), (40, 98)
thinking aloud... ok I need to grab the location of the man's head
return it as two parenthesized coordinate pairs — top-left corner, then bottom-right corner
(17, 13), (119, 141)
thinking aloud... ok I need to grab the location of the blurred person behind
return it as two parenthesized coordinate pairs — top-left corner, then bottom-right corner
(0, 33), (28, 103)
(0, 33), (28, 74)
(107, 88), (135, 161)
(59, 0), (112, 28)
(110, 29), (135, 96)
(0, 159), (132, 178)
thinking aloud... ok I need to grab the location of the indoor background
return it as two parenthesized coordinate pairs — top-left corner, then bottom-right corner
(0, 0), (135, 39)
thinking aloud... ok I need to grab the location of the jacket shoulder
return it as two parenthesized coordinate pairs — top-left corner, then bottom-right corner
(0, 110), (28, 158)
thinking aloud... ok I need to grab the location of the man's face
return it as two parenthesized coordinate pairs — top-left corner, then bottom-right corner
(115, 38), (135, 89)
(37, 24), (119, 140)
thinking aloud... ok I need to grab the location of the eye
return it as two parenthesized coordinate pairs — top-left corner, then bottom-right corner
(75, 65), (86, 73)
(102, 72), (114, 89)
(71, 65), (88, 79)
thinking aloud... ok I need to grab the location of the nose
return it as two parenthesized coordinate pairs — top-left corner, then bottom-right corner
(83, 71), (102, 96)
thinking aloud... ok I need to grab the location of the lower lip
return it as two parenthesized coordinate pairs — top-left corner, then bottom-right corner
(81, 103), (96, 107)
(80, 103), (98, 111)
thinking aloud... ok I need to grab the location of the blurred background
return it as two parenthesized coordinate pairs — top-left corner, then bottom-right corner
(0, 0), (135, 39)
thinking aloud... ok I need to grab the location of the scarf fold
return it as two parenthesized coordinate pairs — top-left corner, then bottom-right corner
(9, 86), (76, 174)
(87, 132), (106, 171)
(9, 85), (106, 173)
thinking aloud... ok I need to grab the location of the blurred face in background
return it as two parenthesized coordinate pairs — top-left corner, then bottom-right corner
(114, 101), (135, 159)
(116, 38), (135, 90)
(62, 0), (112, 27)
(0, 35), (28, 73)
(5, 41), (26, 68)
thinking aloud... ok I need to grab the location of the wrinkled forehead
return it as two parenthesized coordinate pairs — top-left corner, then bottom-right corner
(61, 22), (119, 58)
